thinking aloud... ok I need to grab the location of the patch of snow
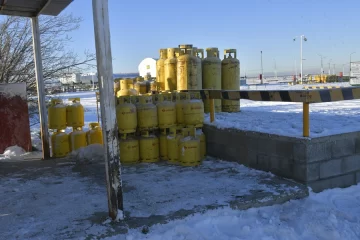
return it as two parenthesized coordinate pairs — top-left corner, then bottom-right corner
(116, 210), (125, 221)
(105, 184), (360, 240)
(0, 145), (26, 160)
(0, 83), (27, 99)
(206, 98), (360, 138)
(70, 144), (104, 164)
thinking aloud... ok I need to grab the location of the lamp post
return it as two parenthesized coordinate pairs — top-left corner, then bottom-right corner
(328, 59), (332, 75)
(350, 52), (356, 77)
(293, 35), (307, 84)
(318, 54), (326, 79)
(260, 50), (263, 84)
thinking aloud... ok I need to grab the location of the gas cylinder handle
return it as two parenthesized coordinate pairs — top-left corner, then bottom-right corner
(188, 127), (196, 137)
(224, 49), (237, 59)
(197, 49), (204, 59)
(169, 127), (177, 137)
(141, 131), (149, 137)
(51, 98), (62, 105)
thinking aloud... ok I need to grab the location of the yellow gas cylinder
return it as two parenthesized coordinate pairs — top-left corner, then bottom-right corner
(157, 93), (176, 129)
(196, 128), (206, 159)
(119, 134), (139, 164)
(117, 88), (138, 97)
(179, 128), (201, 167)
(177, 44), (199, 90)
(66, 98), (85, 128)
(48, 99), (67, 130)
(183, 92), (204, 128)
(156, 49), (167, 91)
(167, 127), (181, 164)
(195, 48), (204, 90)
(51, 129), (70, 158)
(86, 122), (103, 145)
(139, 131), (159, 163)
(137, 95), (158, 131)
(164, 48), (179, 91)
(221, 49), (240, 112)
(114, 80), (120, 94)
(69, 127), (87, 152)
(203, 47), (222, 113)
(135, 76), (144, 83)
(116, 96), (137, 133)
(159, 129), (168, 160)
(175, 92), (190, 129)
(149, 80), (158, 91)
(135, 81), (151, 94)
(120, 78), (134, 90)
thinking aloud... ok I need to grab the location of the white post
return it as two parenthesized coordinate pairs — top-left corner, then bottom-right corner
(300, 35), (303, 84)
(31, 17), (50, 159)
(92, 0), (123, 220)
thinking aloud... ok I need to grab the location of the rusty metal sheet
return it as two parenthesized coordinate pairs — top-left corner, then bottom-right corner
(0, 83), (32, 153)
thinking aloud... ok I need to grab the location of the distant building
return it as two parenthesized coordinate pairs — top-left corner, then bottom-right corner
(80, 72), (98, 84)
(59, 73), (81, 85)
(138, 58), (157, 78)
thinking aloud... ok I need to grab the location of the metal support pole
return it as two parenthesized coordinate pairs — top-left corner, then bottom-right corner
(92, 0), (123, 220)
(303, 103), (309, 137)
(300, 36), (303, 84)
(210, 98), (215, 123)
(260, 51), (263, 84)
(31, 17), (50, 160)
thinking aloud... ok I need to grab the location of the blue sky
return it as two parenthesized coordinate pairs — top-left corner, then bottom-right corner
(35, 1), (360, 76)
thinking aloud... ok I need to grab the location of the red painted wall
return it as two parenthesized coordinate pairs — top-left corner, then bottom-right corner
(0, 83), (32, 153)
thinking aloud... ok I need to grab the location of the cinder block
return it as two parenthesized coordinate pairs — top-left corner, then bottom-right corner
(331, 138), (355, 158)
(206, 142), (225, 159)
(257, 138), (277, 155)
(256, 154), (271, 171)
(356, 171), (360, 183)
(293, 163), (319, 182)
(308, 173), (355, 193)
(293, 142), (307, 163)
(355, 137), (360, 154)
(275, 141), (295, 159)
(319, 159), (342, 179)
(342, 155), (360, 174)
(307, 141), (332, 163)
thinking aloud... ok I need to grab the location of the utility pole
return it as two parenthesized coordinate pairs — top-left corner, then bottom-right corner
(295, 60), (298, 80)
(328, 59), (332, 75)
(92, 0), (124, 220)
(293, 35), (307, 84)
(274, 59), (277, 80)
(350, 52), (356, 77)
(333, 64), (335, 75)
(260, 50), (263, 84)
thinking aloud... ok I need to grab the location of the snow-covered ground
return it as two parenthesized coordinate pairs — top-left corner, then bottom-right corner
(2, 83), (360, 239)
(1, 156), (360, 240)
(116, 184), (360, 240)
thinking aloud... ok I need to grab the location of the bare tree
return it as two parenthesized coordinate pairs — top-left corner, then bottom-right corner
(0, 14), (95, 92)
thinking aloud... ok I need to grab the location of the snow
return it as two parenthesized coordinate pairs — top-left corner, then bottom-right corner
(105, 184), (360, 240)
(0, 145), (26, 160)
(0, 82), (27, 99)
(205, 98), (360, 138)
(69, 143), (104, 164)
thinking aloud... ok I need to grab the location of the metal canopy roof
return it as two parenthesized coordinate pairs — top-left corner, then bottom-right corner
(0, 0), (73, 17)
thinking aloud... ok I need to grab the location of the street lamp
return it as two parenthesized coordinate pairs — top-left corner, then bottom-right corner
(260, 50), (263, 84)
(318, 54), (326, 77)
(293, 35), (307, 84)
(328, 59), (332, 75)
(350, 52), (356, 77)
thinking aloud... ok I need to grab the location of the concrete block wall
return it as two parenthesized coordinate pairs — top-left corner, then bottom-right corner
(203, 125), (360, 192)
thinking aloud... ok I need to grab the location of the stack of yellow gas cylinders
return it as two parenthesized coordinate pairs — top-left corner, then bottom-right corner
(116, 91), (206, 167)
(114, 44), (240, 113)
(48, 97), (103, 158)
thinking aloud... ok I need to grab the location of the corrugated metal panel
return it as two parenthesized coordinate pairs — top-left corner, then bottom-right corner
(0, 0), (73, 17)
(0, 83), (32, 153)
